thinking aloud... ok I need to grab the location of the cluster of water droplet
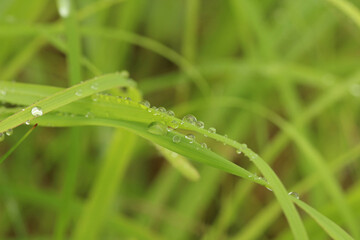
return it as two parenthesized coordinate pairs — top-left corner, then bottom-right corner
(127, 100), (284, 195)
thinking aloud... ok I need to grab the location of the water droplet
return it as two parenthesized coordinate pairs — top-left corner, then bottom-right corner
(259, 176), (268, 183)
(183, 114), (197, 125)
(236, 149), (242, 154)
(151, 106), (160, 115)
(85, 112), (94, 118)
(171, 152), (179, 158)
(25, 120), (30, 125)
(170, 120), (179, 129)
(158, 107), (166, 113)
(167, 110), (175, 116)
(185, 134), (195, 143)
(92, 94), (99, 102)
(208, 127), (216, 134)
(266, 187), (273, 192)
(196, 121), (204, 129)
(147, 122), (167, 136)
(91, 83), (99, 90)
(75, 89), (83, 96)
(139, 100), (150, 108)
(201, 142), (207, 149)
(5, 129), (13, 136)
(288, 192), (299, 199)
(31, 107), (43, 117)
(120, 71), (130, 78)
(0, 133), (4, 142)
(58, 1), (70, 17)
(172, 135), (181, 143)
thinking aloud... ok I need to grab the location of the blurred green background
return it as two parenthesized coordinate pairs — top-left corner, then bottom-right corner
(0, 0), (360, 239)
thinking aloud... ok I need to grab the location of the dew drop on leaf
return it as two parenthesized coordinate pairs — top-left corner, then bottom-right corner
(185, 134), (195, 143)
(172, 135), (181, 143)
(147, 122), (168, 136)
(288, 192), (299, 199)
(196, 121), (204, 129)
(91, 83), (99, 90)
(75, 89), (83, 96)
(158, 107), (166, 113)
(92, 94), (99, 102)
(120, 71), (130, 78)
(183, 114), (197, 125)
(139, 100), (150, 108)
(0, 133), (5, 142)
(85, 112), (94, 118)
(31, 107), (43, 117)
(167, 110), (175, 116)
(5, 129), (13, 136)
(208, 127), (216, 134)
(170, 120), (179, 129)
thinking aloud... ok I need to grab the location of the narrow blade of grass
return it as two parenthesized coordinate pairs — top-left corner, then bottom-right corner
(0, 124), (38, 165)
(0, 72), (135, 133)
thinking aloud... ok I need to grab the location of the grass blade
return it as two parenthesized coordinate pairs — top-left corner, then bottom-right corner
(0, 124), (38, 164)
(0, 72), (135, 133)
(294, 198), (353, 240)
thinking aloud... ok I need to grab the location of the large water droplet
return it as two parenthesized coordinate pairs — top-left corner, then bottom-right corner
(25, 120), (31, 125)
(172, 135), (181, 143)
(236, 149), (242, 154)
(288, 192), (299, 199)
(208, 127), (216, 134)
(5, 129), (13, 136)
(0, 133), (4, 142)
(31, 107), (43, 117)
(183, 114), (197, 125)
(185, 134), (195, 143)
(147, 122), (168, 136)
